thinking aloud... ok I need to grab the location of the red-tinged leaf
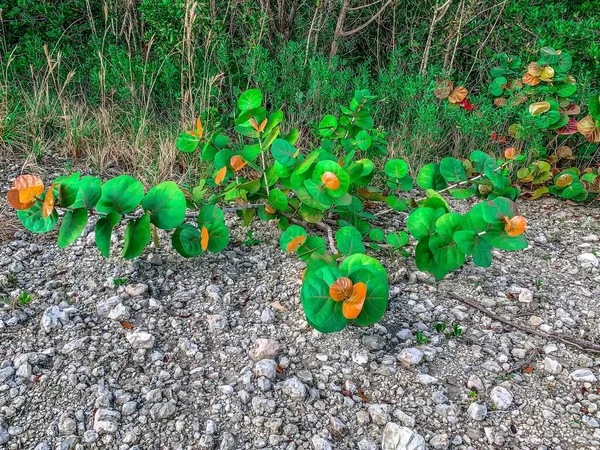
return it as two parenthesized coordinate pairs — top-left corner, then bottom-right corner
(33, 373), (42, 382)
(458, 97), (474, 112)
(523, 365), (534, 373)
(556, 118), (578, 135)
(121, 321), (133, 329)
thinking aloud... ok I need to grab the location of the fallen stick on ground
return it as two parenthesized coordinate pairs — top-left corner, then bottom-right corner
(447, 292), (600, 354)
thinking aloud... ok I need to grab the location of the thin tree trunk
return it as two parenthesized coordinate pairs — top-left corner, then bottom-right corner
(419, 0), (452, 76)
(330, 0), (351, 57)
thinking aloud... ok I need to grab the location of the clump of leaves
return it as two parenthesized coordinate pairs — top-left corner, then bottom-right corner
(113, 278), (128, 287)
(415, 330), (430, 345)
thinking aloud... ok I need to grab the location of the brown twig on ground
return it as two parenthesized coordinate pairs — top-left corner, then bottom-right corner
(447, 292), (600, 354)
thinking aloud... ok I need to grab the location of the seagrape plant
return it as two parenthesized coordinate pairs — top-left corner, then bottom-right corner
(7, 89), (528, 333)
(487, 47), (600, 201)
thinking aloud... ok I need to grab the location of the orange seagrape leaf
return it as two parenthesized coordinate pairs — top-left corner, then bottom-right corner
(186, 118), (203, 138)
(250, 118), (267, 133)
(42, 185), (56, 218)
(321, 171), (340, 190)
(286, 235), (306, 253)
(522, 73), (541, 86)
(7, 174), (45, 210)
(342, 282), (367, 319)
(448, 86), (468, 104)
(215, 166), (227, 185)
(201, 226), (209, 251)
(329, 277), (353, 301)
(504, 147), (517, 160)
(503, 216), (527, 237)
(555, 173), (574, 188)
(230, 155), (247, 172)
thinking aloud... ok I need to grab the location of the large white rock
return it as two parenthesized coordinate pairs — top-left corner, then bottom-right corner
(490, 386), (513, 410)
(126, 331), (155, 349)
(382, 423), (426, 450)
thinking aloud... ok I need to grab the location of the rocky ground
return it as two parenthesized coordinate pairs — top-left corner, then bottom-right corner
(2, 164), (600, 450)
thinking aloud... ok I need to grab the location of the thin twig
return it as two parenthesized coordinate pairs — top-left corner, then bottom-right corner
(446, 292), (600, 354)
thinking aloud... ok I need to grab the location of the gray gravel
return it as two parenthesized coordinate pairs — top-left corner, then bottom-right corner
(2, 164), (600, 449)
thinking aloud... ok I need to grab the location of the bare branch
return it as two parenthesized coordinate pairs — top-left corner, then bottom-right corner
(348, 0), (383, 12)
(340, 0), (394, 37)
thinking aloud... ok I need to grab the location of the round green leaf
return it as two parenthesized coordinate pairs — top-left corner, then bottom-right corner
(271, 138), (298, 167)
(453, 230), (493, 268)
(72, 176), (102, 209)
(97, 175), (144, 215)
(203, 220), (230, 253)
(429, 232), (466, 272)
(17, 196), (58, 234)
(335, 226), (365, 256)
(197, 205), (224, 226)
(95, 211), (121, 257)
(355, 130), (372, 151)
(171, 223), (203, 258)
(407, 207), (440, 240)
(268, 188), (288, 211)
(319, 115), (338, 137)
(176, 132), (200, 153)
(238, 89), (263, 111)
(301, 265), (347, 333)
(369, 228), (384, 242)
(414, 236), (449, 281)
(58, 208), (88, 248)
(348, 268), (388, 327)
(122, 213), (151, 259)
(340, 253), (387, 279)
(296, 236), (326, 261)
(440, 157), (467, 182)
(141, 181), (186, 230)
(384, 159), (409, 179)
(279, 225), (307, 253)
(417, 163), (447, 191)
(385, 231), (409, 249)
(312, 160), (350, 197)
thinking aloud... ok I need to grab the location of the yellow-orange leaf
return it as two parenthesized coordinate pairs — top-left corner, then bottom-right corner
(196, 118), (203, 139)
(42, 185), (56, 218)
(230, 155), (247, 172)
(342, 282), (367, 319)
(529, 101), (551, 116)
(503, 215), (527, 237)
(448, 86), (468, 104)
(577, 115), (600, 143)
(329, 277), (353, 301)
(286, 235), (306, 253)
(265, 205), (276, 214)
(522, 73), (541, 86)
(250, 118), (268, 133)
(540, 66), (555, 82)
(504, 147), (517, 160)
(321, 171), (340, 190)
(201, 226), (209, 251)
(494, 98), (507, 107)
(555, 173), (574, 188)
(215, 166), (227, 185)
(7, 174), (44, 210)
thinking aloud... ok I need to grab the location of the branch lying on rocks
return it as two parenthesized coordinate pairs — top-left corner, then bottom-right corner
(447, 292), (600, 354)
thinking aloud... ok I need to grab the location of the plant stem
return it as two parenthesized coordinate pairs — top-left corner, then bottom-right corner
(258, 136), (270, 196)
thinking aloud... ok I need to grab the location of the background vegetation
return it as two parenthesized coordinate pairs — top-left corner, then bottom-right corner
(1, 0), (599, 183)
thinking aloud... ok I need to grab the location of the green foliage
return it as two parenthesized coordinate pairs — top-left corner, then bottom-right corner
(9, 89), (530, 334)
